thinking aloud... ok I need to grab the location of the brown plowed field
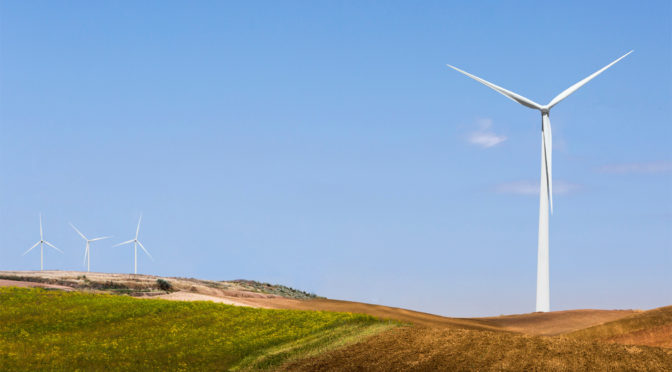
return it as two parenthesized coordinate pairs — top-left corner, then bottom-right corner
(474, 309), (639, 335)
(281, 326), (672, 372)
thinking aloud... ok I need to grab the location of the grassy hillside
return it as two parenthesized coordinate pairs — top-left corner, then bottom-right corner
(568, 305), (672, 348)
(0, 287), (395, 371)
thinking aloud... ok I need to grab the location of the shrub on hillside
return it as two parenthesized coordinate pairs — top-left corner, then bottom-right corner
(157, 279), (173, 291)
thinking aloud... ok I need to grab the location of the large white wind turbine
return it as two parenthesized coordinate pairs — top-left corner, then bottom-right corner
(70, 223), (111, 273)
(447, 51), (632, 312)
(23, 214), (63, 271)
(113, 215), (152, 274)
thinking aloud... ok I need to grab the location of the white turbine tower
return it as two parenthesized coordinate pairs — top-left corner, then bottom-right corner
(447, 51), (632, 312)
(23, 214), (63, 271)
(70, 223), (111, 273)
(113, 215), (152, 274)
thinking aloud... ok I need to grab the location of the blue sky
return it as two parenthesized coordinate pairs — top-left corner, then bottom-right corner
(1, 1), (670, 317)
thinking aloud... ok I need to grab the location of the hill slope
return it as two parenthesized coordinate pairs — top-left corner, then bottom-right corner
(473, 309), (639, 336)
(244, 297), (507, 331)
(0, 271), (504, 332)
(1, 271), (670, 371)
(281, 326), (672, 372)
(0, 271), (658, 337)
(0, 287), (394, 371)
(568, 305), (672, 348)
(0, 270), (315, 301)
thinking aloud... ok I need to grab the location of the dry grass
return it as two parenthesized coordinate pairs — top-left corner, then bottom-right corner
(568, 305), (672, 348)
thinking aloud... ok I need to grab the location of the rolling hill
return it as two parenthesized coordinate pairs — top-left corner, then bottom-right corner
(1, 271), (670, 371)
(282, 326), (672, 372)
(568, 305), (672, 348)
(0, 286), (396, 371)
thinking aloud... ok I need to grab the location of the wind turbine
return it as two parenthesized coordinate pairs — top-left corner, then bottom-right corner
(447, 51), (632, 312)
(113, 215), (152, 274)
(70, 222), (111, 273)
(23, 214), (63, 271)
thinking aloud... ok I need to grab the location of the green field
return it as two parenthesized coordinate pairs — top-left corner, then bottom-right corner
(0, 287), (394, 371)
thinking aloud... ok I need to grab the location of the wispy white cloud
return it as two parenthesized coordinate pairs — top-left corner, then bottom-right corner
(494, 180), (581, 195)
(467, 118), (507, 148)
(598, 161), (672, 174)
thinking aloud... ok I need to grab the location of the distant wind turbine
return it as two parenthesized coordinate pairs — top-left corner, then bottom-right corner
(113, 215), (152, 274)
(23, 214), (63, 271)
(70, 222), (111, 273)
(447, 51), (632, 312)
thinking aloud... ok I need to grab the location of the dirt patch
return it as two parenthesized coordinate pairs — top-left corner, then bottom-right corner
(0, 279), (74, 291)
(151, 291), (269, 307)
(281, 326), (672, 372)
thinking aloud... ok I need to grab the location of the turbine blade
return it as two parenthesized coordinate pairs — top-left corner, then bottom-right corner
(447, 64), (542, 110)
(542, 115), (553, 214)
(137, 241), (153, 261)
(89, 236), (111, 242)
(44, 241), (63, 254)
(69, 222), (88, 241)
(84, 246), (89, 266)
(39, 213), (43, 240)
(547, 51), (633, 109)
(135, 215), (142, 239)
(113, 239), (135, 247)
(23, 241), (40, 256)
